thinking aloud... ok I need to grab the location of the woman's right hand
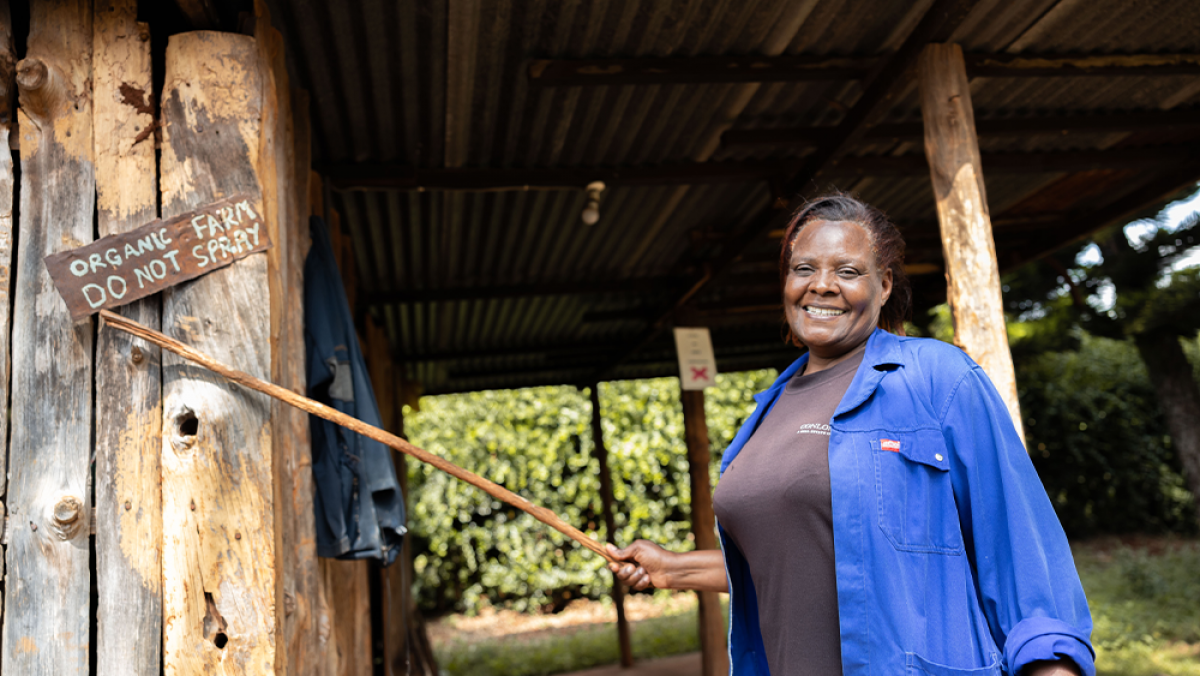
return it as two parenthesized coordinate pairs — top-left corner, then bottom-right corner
(606, 540), (677, 591)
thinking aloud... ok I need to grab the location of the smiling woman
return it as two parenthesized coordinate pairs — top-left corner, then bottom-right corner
(608, 194), (1095, 676)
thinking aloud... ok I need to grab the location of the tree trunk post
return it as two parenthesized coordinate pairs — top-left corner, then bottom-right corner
(681, 388), (729, 676)
(919, 42), (1025, 441)
(588, 383), (634, 669)
(159, 31), (276, 673)
(3, 2), (95, 672)
(92, 2), (162, 673)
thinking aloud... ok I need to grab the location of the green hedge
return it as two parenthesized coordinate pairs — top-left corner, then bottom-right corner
(404, 371), (776, 615)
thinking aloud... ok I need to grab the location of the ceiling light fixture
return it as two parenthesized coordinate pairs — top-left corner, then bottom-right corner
(581, 181), (606, 225)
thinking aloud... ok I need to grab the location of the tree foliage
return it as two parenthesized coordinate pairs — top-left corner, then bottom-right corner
(1020, 334), (1196, 537)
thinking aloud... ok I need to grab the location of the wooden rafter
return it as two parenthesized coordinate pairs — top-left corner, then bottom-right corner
(722, 109), (1200, 147)
(326, 145), (1200, 191)
(529, 52), (1200, 87)
(364, 275), (683, 305)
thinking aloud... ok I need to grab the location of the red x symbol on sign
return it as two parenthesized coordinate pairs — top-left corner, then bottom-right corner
(690, 367), (709, 381)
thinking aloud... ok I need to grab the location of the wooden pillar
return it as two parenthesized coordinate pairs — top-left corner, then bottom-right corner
(92, 2), (163, 674)
(588, 384), (634, 669)
(918, 43), (1025, 441)
(159, 32), (276, 673)
(681, 389), (728, 676)
(0, 0), (15, 648)
(2, 2), (95, 673)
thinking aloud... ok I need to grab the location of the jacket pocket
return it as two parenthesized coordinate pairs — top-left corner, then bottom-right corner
(871, 430), (964, 554)
(906, 651), (1001, 676)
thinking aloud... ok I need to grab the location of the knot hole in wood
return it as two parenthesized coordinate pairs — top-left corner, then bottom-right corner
(202, 591), (229, 649)
(170, 407), (199, 453)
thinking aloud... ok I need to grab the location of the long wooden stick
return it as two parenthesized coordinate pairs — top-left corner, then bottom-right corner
(99, 309), (617, 565)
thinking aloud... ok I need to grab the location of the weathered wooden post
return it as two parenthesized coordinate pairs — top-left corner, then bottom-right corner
(681, 389), (729, 676)
(92, 1), (163, 674)
(918, 43), (1025, 440)
(0, 0), (15, 632)
(587, 383), (634, 669)
(2, 2), (95, 673)
(159, 31), (276, 673)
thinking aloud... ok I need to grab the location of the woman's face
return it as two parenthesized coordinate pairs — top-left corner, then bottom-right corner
(783, 219), (892, 367)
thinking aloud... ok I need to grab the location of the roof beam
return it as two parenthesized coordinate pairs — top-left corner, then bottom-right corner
(365, 276), (685, 305)
(722, 109), (1200, 147)
(327, 145), (1200, 192)
(831, 145), (1200, 177)
(326, 161), (790, 191)
(527, 55), (876, 87)
(528, 52), (1200, 87)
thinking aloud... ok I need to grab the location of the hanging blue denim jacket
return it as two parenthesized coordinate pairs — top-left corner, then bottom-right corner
(718, 328), (1095, 676)
(306, 216), (406, 565)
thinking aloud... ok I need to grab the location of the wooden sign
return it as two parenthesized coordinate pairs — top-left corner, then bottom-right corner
(674, 327), (718, 390)
(45, 194), (272, 319)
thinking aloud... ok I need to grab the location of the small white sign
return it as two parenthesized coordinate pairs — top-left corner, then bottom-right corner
(674, 327), (717, 390)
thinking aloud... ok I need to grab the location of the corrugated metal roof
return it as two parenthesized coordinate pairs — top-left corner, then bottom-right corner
(265, 0), (1200, 394)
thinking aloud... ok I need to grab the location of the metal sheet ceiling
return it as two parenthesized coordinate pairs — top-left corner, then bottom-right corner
(265, 0), (1200, 394)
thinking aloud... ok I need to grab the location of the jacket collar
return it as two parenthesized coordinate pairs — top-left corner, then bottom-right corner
(754, 328), (905, 415)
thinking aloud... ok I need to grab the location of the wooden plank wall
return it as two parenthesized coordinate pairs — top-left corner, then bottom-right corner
(158, 31), (276, 673)
(0, 7), (377, 674)
(2, 2), (96, 673)
(92, 1), (162, 674)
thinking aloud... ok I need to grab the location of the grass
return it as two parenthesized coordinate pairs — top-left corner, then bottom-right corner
(435, 599), (720, 676)
(1077, 538), (1200, 675)
(433, 539), (1200, 676)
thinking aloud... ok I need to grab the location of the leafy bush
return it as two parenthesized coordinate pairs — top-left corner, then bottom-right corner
(405, 371), (778, 616)
(1019, 334), (1196, 537)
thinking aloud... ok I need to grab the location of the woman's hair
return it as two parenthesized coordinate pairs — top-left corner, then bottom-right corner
(778, 193), (912, 340)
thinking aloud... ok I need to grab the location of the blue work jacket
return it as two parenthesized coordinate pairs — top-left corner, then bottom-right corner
(718, 328), (1095, 676)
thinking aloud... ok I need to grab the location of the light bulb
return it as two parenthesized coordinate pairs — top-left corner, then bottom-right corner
(581, 181), (606, 225)
(581, 200), (600, 225)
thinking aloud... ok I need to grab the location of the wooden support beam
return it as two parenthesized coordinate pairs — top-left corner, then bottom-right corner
(963, 52), (1200, 78)
(0, 0), (15, 639)
(680, 388), (728, 676)
(326, 160), (786, 191)
(328, 147), (1200, 193)
(2, 2), (95, 672)
(529, 54), (875, 86)
(919, 43), (1024, 440)
(828, 145), (1200, 176)
(92, 2), (162, 674)
(159, 31), (276, 672)
(366, 276), (684, 305)
(722, 109), (1200, 147)
(529, 52), (1200, 87)
(587, 384), (634, 669)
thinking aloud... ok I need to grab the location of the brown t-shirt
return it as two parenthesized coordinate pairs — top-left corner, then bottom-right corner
(712, 349), (863, 676)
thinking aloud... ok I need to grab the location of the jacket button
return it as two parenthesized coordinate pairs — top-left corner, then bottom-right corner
(935, 453), (944, 461)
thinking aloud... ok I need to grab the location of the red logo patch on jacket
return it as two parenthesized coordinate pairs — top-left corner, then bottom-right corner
(880, 438), (901, 453)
